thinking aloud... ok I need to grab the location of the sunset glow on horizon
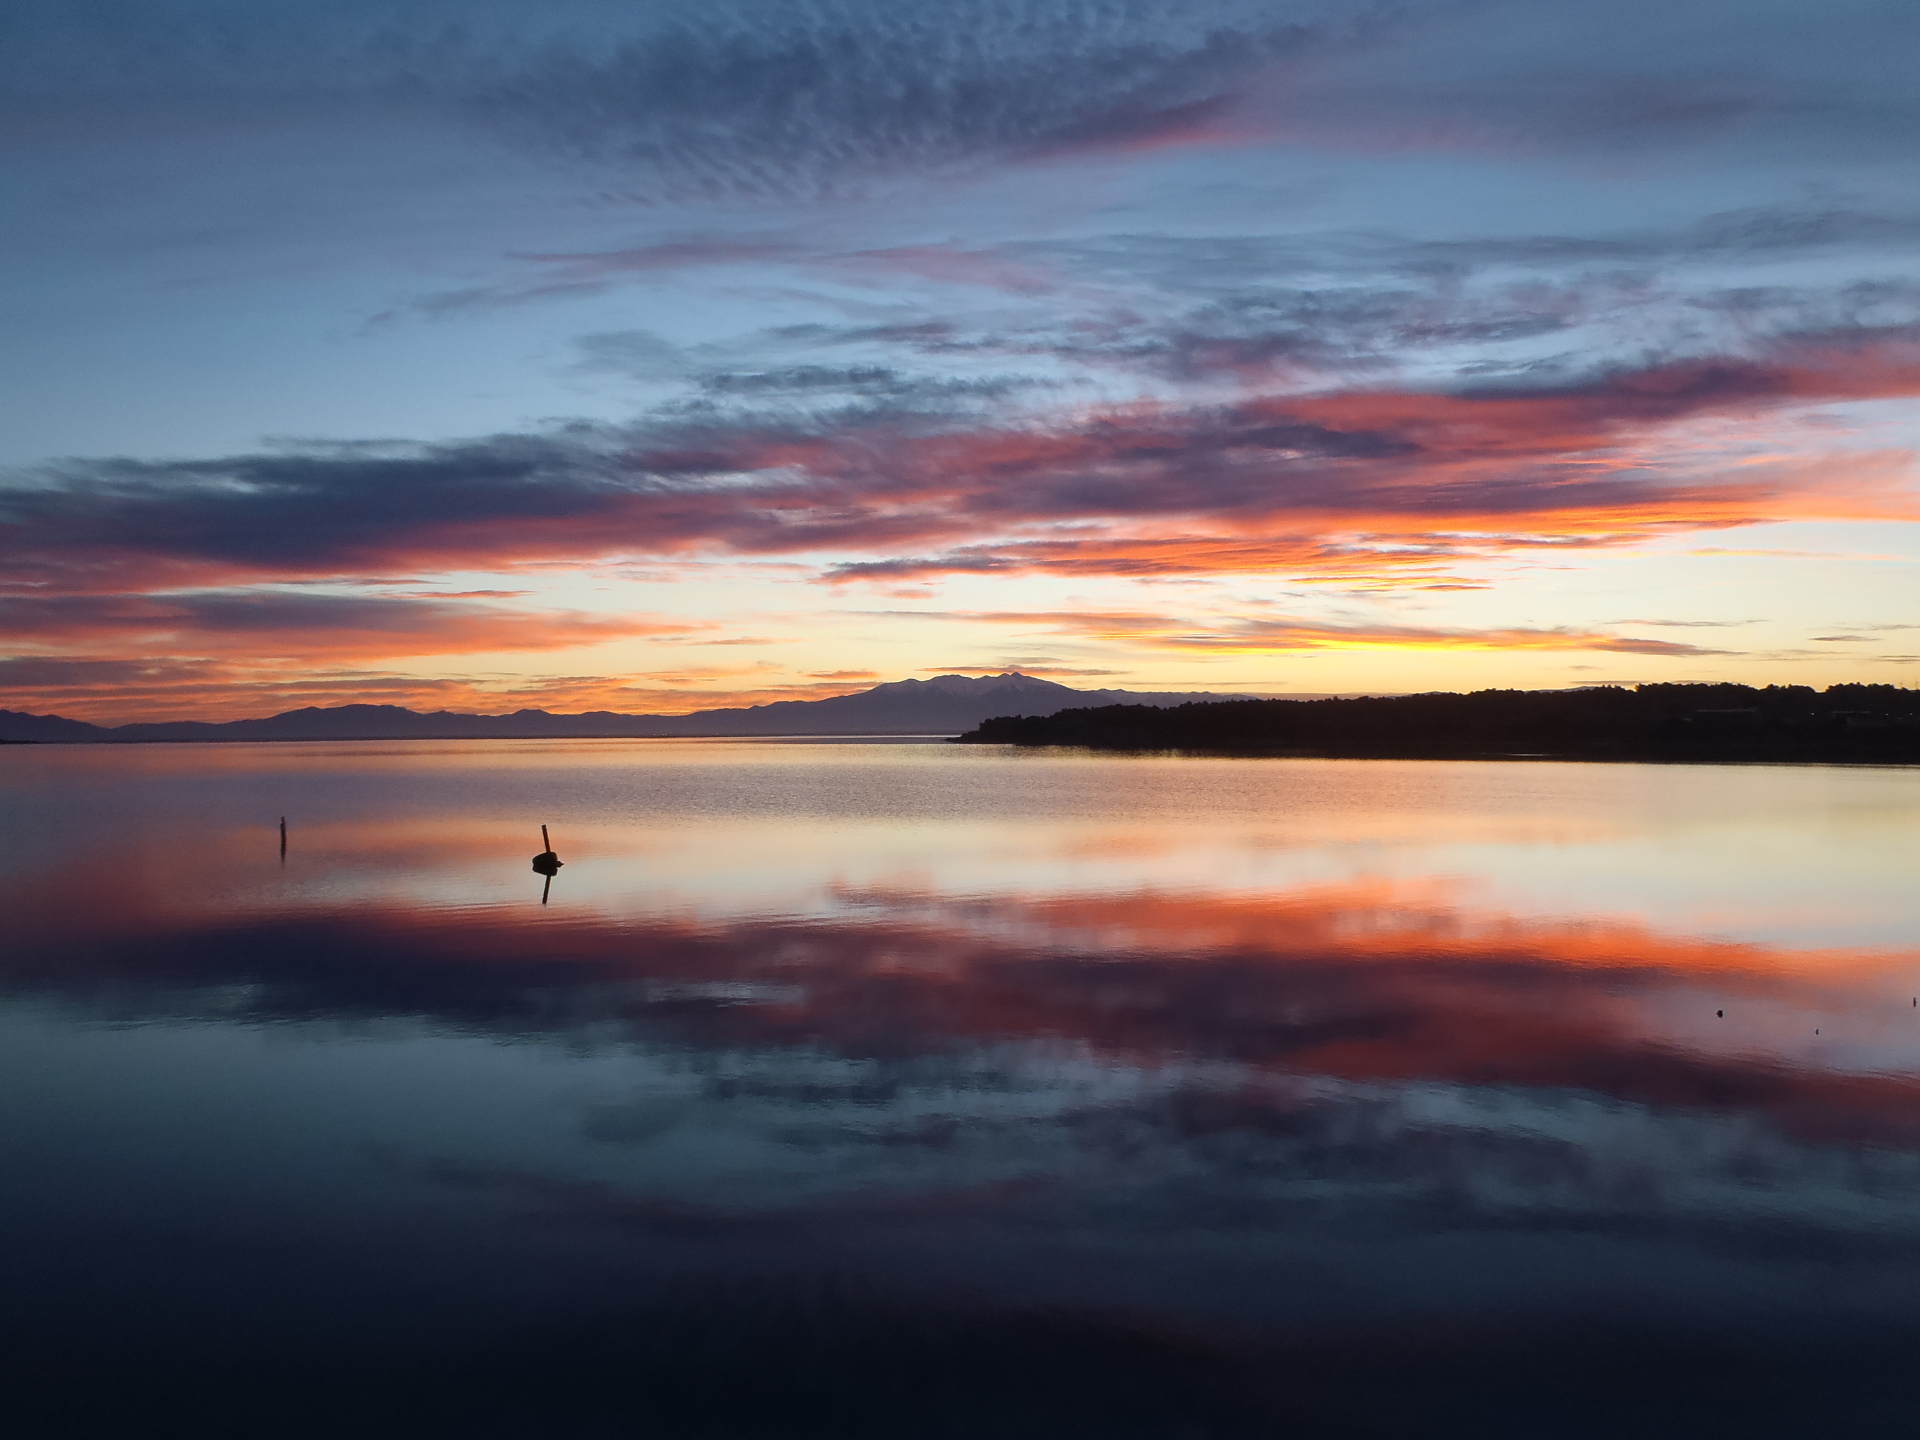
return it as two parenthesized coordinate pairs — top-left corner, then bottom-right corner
(4, 1), (1918, 723)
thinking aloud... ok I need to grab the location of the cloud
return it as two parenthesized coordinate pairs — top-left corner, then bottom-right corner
(9, 0), (1919, 200)
(1610, 618), (1760, 628)
(397, 243), (802, 319)
(462, 240), (1071, 317)
(832, 245), (1062, 294)
(882, 608), (1730, 658)
(823, 537), (1523, 589)
(919, 663), (1125, 678)
(0, 588), (684, 662)
(692, 366), (1033, 406)
(468, 8), (1333, 194)
(1040, 210), (1920, 294)
(902, 276), (1920, 393)
(731, 229), (1920, 405)
(6, 332), (1916, 605)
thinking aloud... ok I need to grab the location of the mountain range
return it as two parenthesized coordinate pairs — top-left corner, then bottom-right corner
(0, 673), (1263, 743)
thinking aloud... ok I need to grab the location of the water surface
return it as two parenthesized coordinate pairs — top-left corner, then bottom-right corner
(5, 740), (1919, 1436)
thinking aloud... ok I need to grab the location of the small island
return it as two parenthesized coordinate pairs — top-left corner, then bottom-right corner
(956, 683), (1920, 764)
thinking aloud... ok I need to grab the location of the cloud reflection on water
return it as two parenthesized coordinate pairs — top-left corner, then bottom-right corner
(11, 871), (1920, 1238)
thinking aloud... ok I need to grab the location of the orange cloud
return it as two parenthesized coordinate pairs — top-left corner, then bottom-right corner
(881, 607), (1730, 658)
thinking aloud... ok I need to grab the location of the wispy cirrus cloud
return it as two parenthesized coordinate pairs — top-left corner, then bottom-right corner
(878, 607), (1731, 658)
(10, 1), (1917, 188)
(420, 239), (1066, 318)
(812, 271), (1920, 396)
(921, 662), (1127, 678)
(660, 225), (1920, 411)
(465, 6), (1337, 194)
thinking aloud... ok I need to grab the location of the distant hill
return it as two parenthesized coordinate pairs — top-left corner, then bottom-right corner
(957, 683), (1920, 764)
(0, 673), (1266, 743)
(0, 710), (104, 743)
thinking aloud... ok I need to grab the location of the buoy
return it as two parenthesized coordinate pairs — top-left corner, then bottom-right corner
(532, 824), (562, 875)
(532, 825), (562, 905)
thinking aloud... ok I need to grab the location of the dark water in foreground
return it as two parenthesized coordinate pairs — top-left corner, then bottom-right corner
(4, 739), (1920, 1437)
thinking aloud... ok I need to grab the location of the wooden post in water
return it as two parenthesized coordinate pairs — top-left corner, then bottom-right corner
(542, 824), (551, 854)
(279, 816), (287, 860)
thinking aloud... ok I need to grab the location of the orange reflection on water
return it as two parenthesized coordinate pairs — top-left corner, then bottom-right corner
(14, 867), (1915, 1150)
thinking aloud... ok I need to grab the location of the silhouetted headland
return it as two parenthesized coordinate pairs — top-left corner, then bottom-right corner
(956, 684), (1920, 764)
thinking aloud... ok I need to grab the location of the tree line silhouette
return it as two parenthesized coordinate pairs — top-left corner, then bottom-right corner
(958, 684), (1920, 762)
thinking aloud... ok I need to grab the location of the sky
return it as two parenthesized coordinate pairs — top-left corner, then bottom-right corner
(2, 0), (1918, 723)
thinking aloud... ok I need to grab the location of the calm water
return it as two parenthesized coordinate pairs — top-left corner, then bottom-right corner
(5, 739), (1920, 1437)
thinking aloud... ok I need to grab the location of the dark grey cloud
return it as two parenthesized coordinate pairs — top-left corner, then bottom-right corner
(0, 656), (166, 688)
(652, 211), (1920, 398)
(700, 365), (950, 396)
(1, 436), (630, 575)
(7, 1), (1919, 192)
(0, 1), (1348, 189)
(690, 366), (1037, 410)
(466, 8), (1335, 194)
(0, 587), (663, 658)
(1023, 209), (1920, 298)
(570, 330), (1052, 413)
(749, 284), (1580, 383)
(762, 266), (1919, 391)
(2, 588), (480, 636)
